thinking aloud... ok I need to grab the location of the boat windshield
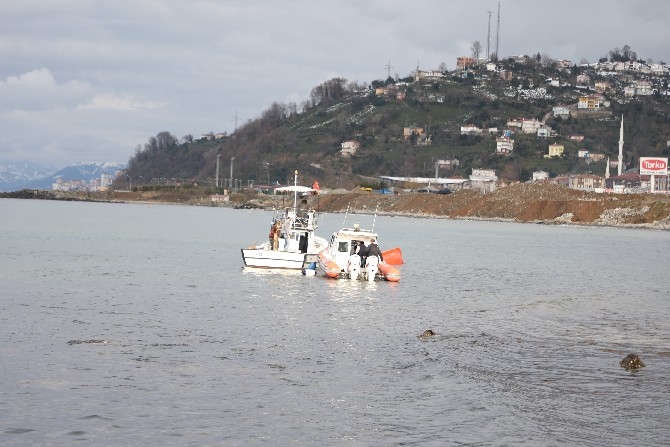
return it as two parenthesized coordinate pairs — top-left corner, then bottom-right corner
(337, 241), (349, 252)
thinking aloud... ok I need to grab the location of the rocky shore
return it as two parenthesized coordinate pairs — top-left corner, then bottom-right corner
(4, 183), (670, 230)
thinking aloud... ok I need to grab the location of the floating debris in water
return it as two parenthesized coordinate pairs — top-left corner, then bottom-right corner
(418, 329), (436, 339)
(67, 339), (110, 345)
(620, 353), (645, 370)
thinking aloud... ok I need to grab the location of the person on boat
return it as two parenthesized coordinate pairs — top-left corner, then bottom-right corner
(346, 245), (362, 280)
(358, 241), (369, 267)
(273, 222), (282, 250)
(268, 223), (276, 250)
(367, 239), (383, 262)
(364, 252), (379, 281)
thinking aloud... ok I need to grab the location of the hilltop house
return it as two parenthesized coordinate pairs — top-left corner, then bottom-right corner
(456, 57), (476, 69)
(576, 74), (591, 85)
(521, 118), (543, 134)
(553, 105), (571, 117)
(507, 119), (523, 130)
(594, 81), (612, 92)
(578, 95), (600, 110)
(403, 126), (425, 140)
(544, 143), (564, 158)
(436, 158), (460, 170)
(460, 125), (481, 135)
(340, 140), (360, 157)
(624, 80), (653, 97)
(496, 136), (514, 155)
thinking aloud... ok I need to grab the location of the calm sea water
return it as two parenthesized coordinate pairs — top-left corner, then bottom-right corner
(1, 198), (669, 446)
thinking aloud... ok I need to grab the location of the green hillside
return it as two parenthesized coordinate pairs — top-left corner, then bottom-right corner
(119, 56), (670, 190)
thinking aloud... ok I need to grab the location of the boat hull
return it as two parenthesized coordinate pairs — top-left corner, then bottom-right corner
(317, 250), (343, 278)
(242, 249), (318, 270)
(378, 262), (401, 282)
(318, 249), (400, 282)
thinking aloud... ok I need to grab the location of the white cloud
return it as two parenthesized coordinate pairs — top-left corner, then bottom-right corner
(78, 94), (168, 111)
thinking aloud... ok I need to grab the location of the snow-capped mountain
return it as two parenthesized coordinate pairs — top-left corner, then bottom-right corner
(0, 161), (125, 191)
(0, 161), (57, 192)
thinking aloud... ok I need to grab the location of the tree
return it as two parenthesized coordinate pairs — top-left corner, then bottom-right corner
(471, 41), (482, 60)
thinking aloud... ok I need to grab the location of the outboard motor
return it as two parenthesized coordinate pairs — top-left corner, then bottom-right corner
(365, 255), (379, 282)
(347, 250), (361, 280)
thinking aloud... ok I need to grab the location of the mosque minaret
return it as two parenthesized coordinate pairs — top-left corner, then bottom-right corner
(619, 114), (623, 175)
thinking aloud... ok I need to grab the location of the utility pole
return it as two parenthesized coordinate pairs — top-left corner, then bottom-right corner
(230, 156), (235, 191)
(216, 154), (221, 188)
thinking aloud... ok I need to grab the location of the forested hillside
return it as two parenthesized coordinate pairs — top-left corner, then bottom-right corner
(119, 53), (670, 190)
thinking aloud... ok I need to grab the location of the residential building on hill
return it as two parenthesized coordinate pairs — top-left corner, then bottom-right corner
(544, 143), (564, 158)
(496, 136), (514, 155)
(456, 57), (476, 69)
(460, 125), (481, 135)
(578, 95), (600, 110)
(521, 118), (543, 134)
(624, 80), (653, 97)
(553, 105), (571, 117)
(340, 140), (360, 157)
(403, 126), (425, 140)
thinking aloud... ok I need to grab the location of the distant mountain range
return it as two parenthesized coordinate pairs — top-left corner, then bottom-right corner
(0, 161), (125, 191)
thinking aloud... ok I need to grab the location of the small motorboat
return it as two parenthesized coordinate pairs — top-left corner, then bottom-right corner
(241, 171), (328, 271)
(317, 223), (402, 282)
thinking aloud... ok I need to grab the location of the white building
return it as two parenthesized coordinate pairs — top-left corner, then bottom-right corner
(460, 125), (481, 135)
(552, 105), (570, 117)
(532, 170), (549, 181)
(521, 118), (543, 134)
(496, 136), (514, 155)
(340, 140), (361, 157)
(469, 169), (497, 192)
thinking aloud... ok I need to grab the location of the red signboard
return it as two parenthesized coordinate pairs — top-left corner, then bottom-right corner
(640, 157), (668, 175)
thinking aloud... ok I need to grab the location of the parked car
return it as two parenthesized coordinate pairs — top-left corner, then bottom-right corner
(432, 188), (452, 195)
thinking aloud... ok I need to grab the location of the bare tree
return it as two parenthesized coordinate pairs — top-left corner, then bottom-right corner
(541, 53), (554, 66)
(471, 41), (482, 60)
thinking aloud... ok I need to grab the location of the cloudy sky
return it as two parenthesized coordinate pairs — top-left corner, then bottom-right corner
(1, 1), (669, 168)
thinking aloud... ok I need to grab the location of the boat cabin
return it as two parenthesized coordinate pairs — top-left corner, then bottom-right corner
(327, 224), (378, 267)
(276, 208), (318, 254)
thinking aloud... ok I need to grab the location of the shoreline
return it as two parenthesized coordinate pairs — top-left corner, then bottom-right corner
(3, 184), (670, 231)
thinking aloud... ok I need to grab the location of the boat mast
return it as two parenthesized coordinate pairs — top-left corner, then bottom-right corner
(293, 170), (298, 210)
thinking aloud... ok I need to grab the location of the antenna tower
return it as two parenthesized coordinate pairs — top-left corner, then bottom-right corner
(232, 110), (238, 131)
(487, 11), (491, 60)
(384, 60), (393, 79)
(495, 2), (501, 60)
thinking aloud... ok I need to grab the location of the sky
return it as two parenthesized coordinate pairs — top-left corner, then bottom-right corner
(1, 0), (669, 169)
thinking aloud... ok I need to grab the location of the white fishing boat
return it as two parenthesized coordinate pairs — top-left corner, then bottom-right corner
(317, 222), (403, 282)
(241, 171), (328, 272)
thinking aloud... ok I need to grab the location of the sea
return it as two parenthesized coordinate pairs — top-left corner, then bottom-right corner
(1, 198), (669, 447)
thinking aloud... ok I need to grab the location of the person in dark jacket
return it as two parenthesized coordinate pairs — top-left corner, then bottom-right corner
(366, 239), (383, 262)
